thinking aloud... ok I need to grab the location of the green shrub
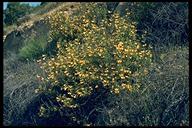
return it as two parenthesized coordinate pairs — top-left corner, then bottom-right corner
(118, 2), (188, 47)
(18, 35), (48, 60)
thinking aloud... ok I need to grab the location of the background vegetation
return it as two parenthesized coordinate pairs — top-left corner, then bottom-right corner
(4, 2), (34, 25)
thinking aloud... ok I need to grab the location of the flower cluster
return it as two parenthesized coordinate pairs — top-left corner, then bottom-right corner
(36, 3), (152, 117)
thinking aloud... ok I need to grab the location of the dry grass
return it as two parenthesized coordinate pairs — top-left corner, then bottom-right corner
(95, 46), (189, 126)
(3, 52), (45, 126)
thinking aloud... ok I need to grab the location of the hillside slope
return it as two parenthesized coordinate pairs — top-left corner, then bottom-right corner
(3, 2), (188, 126)
(3, 2), (80, 53)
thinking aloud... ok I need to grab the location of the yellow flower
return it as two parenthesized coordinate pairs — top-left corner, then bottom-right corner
(79, 60), (85, 65)
(112, 78), (115, 83)
(115, 42), (124, 51)
(114, 88), (119, 94)
(57, 43), (61, 49)
(121, 83), (126, 89)
(144, 69), (148, 75)
(103, 80), (109, 86)
(117, 60), (122, 64)
(125, 84), (132, 92)
(136, 44), (140, 49)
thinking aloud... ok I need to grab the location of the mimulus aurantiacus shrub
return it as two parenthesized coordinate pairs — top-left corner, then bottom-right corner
(36, 3), (152, 117)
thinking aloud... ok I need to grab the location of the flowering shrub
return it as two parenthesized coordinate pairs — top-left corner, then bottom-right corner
(36, 3), (152, 117)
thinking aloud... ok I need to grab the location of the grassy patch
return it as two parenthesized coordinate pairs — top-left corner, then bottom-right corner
(18, 35), (48, 60)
